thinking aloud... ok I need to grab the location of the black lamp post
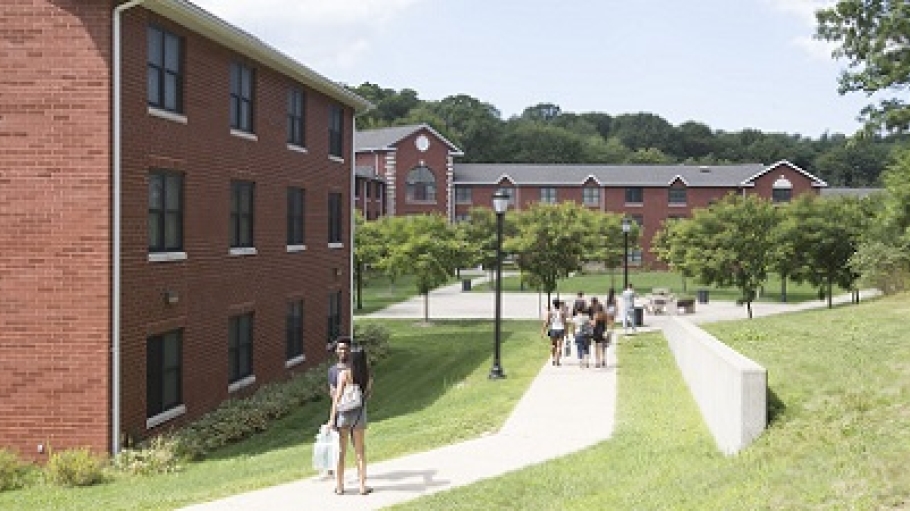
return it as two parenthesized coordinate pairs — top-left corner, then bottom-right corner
(489, 189), (509, 380)
(621, 216), (631, 291)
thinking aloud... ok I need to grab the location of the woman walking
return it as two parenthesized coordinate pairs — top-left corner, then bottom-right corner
(591, 301), (608, 368)
(543, 299), (567, 366)
(327, 342), (373, 496)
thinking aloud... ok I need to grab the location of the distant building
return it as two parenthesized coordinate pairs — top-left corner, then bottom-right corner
(1, 0), (369, 461)
(355, 124), (828, 266)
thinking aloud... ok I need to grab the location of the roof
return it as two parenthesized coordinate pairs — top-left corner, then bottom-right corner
(355, 124), (464, 155)
(142, 0), (372, 114)
(452, 160), (828, 188)
(452, 163), (765, 187)
(820, 187), (884, 198)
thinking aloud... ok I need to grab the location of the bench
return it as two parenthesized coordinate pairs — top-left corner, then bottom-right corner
(676, 298), (695, 314)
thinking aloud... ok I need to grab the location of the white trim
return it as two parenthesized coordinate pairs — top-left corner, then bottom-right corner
(228, 375), (257, 393)
(328, 155), (345, 164)
(148, 251), (188, 263)
(229, 247), (258, 256)
(286, 143), (308, 154)
(328, 242), (344, 249)
(286, 244), (307, 253)
(285, 355), (306, 368)
(230, 129), (258, 141)
(741, 160), (828, 188)
(148, 107), (188, 124)
(146, 405), (187, 430)
(668, 174), (690, 186)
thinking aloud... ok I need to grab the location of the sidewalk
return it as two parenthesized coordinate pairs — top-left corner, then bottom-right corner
(180, 278), (874, 510)
(181, 347), (616, 510)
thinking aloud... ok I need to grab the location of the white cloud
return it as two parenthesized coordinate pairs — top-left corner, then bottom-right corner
(762, 0), (839, 61)
(763, 0), (835, 26)
(192, 0), (422, 70)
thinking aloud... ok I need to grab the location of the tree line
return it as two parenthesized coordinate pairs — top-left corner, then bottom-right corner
(349, 84), (904, 188)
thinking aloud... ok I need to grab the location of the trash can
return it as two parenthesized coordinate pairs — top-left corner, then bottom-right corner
(633, 306), (644, 327)
(697, 289), (709, 304)
(462, 279), (472, 292)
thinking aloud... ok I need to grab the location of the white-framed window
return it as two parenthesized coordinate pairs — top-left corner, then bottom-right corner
(540, 187), (557, 204)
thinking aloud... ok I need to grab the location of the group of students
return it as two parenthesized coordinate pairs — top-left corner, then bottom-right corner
(543, 285), (634, 368)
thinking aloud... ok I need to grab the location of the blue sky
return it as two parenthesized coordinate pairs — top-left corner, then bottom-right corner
(193, 0), (869, 137)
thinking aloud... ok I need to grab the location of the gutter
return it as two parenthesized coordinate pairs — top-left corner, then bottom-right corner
(112, 0), (147, 456)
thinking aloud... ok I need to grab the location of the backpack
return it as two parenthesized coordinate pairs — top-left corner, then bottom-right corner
(578, 321), (594, 337)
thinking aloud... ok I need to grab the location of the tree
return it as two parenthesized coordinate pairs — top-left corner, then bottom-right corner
(779, 195), (865, 307)
(382, 214), (461, 322)
(652, 218), (697, 293)
(678, 195), (779, 318)
(816, 1), (910, 133)
(507, 202), (603, 304)
(352, 212), (385, 310)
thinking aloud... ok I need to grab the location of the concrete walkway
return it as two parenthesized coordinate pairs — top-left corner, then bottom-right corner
(180, 278), (875, 511)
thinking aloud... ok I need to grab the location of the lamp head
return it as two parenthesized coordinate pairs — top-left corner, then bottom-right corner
(621, 217), (631, 233)
(492, 189), (509, 214)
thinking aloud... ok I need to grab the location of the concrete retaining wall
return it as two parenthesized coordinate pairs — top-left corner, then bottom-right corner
(662, 316), (767, 455)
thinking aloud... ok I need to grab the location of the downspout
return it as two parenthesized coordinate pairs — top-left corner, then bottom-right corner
(112, 0), (146, 456)
(350, 124), (356, 337)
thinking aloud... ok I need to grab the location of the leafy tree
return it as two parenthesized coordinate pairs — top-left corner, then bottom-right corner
(652, 218), (697, 293)
(382, 214), (461, 322)
(499, 122), (587, 163)
(520, 103), (562, 122)
(677, 195), (779, 318)
(816, 1), (910, 133)
(778, 194), (865, 307)
(611, 113), (676, 153)
(507, 202), (602, 304)
(352, 212), (386, 310)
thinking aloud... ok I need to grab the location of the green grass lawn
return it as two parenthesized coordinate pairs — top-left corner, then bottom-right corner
(392, 293), (910, 510)
(353, 274), (461, 315)
(0, 320), (545, 511)
(474, 270), (844, 304)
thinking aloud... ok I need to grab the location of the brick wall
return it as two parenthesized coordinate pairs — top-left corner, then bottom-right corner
(0, 0), (113, 461)
(116, 10), (352, 440)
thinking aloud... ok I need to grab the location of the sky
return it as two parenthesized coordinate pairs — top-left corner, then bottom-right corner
(192, 0), (870, 138)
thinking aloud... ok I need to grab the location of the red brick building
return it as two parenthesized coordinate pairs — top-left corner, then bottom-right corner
(355, 125), (827, 266)
(0, 0), (369, 461)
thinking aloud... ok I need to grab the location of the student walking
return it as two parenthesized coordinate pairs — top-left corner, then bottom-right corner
(622, 283), (637, 334)
(543, 299), (567, 366)
(327, 340), (373, 496)
(591, 301), (608, 368)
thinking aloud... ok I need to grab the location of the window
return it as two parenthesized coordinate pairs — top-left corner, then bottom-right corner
(230, 62), (255, 132)
(328, 192), (343, 244)
(230, 181), (254, 248)
(540, 187), (557, 204)
(228, 313), (254, 383)
(668, 188), (687, 205)
(287, 88), (305, 146)
(772, 188), (792, 203)
(500, 187), (516, 205)
(147, 26), (183, 113)
(328, 104), (344, 158)
(454, 213), (471, 223)
(286, 300), (304, 360)
(406, 166), (436, 202)
(327, 291), (342, 343)
(583, 187), (600, 206)
(147, 330), (182, 418)
(148, 171), (183, 253)
(772, 176), (793, 203)
(625, 187), (644, 204)
(287, 187), (305, 246)
(454, 186), (472, 204)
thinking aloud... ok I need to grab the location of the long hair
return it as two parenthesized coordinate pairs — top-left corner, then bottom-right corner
(350, 345), (370, 388)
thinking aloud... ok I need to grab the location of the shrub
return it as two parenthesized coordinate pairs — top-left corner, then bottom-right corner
(173, 363), (330, 460)
(354, 322), (391, 366)
(45, 448), (107, 487)
(113, 434), (183, 476)
(0, 448), (29, 492)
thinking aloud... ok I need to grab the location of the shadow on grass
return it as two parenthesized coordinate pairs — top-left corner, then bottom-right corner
(206, 320), (509, 461)
(767, 386), (787, 425)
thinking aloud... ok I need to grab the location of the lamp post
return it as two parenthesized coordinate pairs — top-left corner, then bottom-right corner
(489, 189), (509, 380)
(621, 216), (631, 291)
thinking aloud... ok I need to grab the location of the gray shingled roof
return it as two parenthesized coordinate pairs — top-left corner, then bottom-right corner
(820, 187), (883, 198)
(355, 124), (464, 154)
(452, 163), (777, 187)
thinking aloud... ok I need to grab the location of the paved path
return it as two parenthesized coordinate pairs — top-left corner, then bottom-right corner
(180, 278), (876, 511)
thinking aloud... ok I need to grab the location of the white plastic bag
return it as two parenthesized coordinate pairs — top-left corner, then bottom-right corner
(312, 425), (340, 472)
